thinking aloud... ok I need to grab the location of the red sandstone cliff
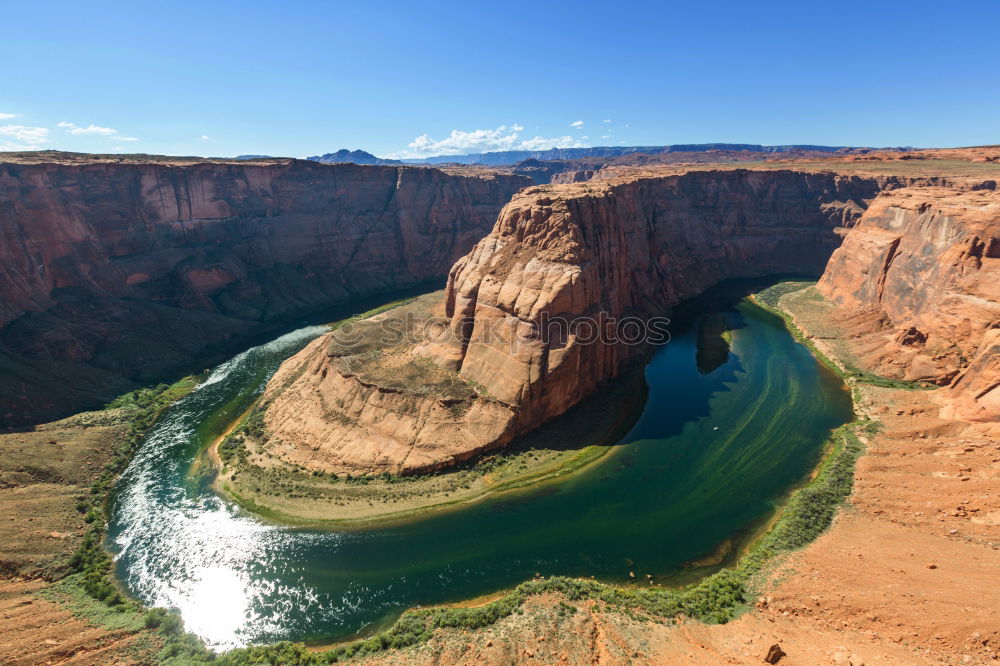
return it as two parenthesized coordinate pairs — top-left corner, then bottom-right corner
(263, 169), (893, 474)
(259, 295), (518, 475)
(0, 159), (528, 425)
(426, 170), (886, 432)
(818, 185), (1000, 421)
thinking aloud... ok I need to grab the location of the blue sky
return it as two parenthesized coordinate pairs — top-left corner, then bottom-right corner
(2, 0), (997, 158)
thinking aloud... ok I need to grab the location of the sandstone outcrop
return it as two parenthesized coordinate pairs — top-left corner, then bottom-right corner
(0, 158), (528, 425)
(424, 170), (885, 434)
(818, 185), (1000, 421)
(264, 169), (893, 475)
(260, 294), (518, 475)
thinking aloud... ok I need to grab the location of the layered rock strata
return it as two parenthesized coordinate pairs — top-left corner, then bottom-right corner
(264, 169), (893, 474)
(818, 185), (1000, 421)
(0, 159), (528, 424)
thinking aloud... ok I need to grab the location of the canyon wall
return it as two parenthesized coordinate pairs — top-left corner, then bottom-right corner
(426, 170), (883, 433)
(0, 160), (529, 425)
(818, 185), (1000, 421)
(264, 169), (891, 474)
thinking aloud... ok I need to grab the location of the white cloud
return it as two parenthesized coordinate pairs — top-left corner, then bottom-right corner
(570, 120), (584, 128)
(0, 125), (50, 147)
(60, 121), (138, 140)
(200, 135), (210, 140)
(387, 124), (589, 159)
(69, 124), (118, 136)
(601, 135), (611, 139)
(406, 127), (519, 155)
(516, 134), (585, 151)
(0, 112), (17, 120)
(58, 122), (139, 142)
(602, 119), (611, 123)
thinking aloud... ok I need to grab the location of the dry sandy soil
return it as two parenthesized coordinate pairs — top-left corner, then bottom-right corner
(0, 579), (150, 666)
(0, 410), (158, 665)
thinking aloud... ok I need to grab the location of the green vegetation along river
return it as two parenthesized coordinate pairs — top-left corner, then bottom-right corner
(106, 282), (853, 650)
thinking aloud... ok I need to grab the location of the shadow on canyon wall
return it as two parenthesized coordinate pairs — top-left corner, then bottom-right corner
(0, 161), (528, 426)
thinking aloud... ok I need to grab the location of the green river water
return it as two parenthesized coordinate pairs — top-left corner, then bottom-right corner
(106, 282), (853, 650)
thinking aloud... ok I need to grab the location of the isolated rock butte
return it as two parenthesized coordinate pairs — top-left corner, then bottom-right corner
(264, 169), (898, 475)
(0, 159), (528, 425)
(818, 185), (1000, 421)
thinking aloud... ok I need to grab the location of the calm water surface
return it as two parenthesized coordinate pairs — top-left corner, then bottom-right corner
(107, 286), (853, 649)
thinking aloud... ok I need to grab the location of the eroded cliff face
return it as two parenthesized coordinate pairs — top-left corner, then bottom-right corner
(818, 185), (1000, 421)
(0, 160), (528, 425)
(260, 295), (518, 475)
(427, 170), (885, 432)
(264, 169), (892, 475)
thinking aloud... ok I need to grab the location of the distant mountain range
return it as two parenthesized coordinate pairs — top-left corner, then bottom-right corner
(403, 144), (905, 166)
(306, 149), (402, 165)
(240, 144), (912, 168)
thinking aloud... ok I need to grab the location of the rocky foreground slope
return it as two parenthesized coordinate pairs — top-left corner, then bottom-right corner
(263, 169), (896, 475)
(0, 158), (528, 425)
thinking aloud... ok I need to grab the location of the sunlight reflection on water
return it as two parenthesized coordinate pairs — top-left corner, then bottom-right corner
(109, 325), (330, 650)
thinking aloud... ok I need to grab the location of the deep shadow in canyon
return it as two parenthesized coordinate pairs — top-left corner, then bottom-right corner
(0, 161), (528, 426)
